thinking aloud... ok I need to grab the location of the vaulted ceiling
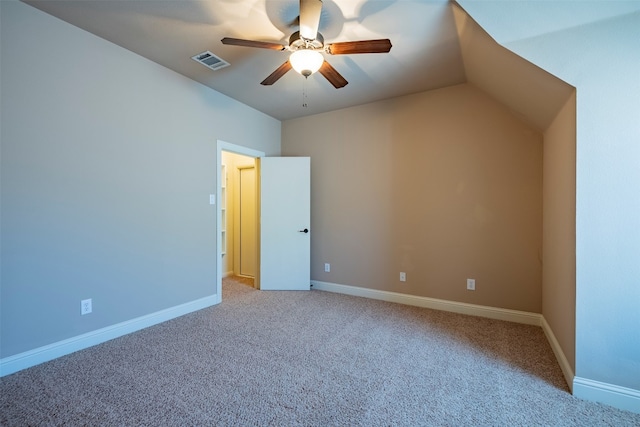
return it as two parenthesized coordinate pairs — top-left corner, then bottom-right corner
(23, 0), (595, 128)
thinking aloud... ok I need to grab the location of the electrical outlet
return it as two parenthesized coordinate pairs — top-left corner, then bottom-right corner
(324, 263), (330, 272)
(81, 298), (92, 315)
(400, 272), (406, 282)
(467, 279), (476, 291)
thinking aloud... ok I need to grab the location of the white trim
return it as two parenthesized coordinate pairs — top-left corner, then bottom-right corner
(311, 280), (541, 326)
(216, 140), (265, 304)
(540, 316), (575, 392)
(0, 295), (217, 377)
(574, 377), (640, 414)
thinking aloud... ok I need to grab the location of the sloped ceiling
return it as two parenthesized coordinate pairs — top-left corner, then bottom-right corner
(21, 0), (599, 128)
(23, 0), (467, 121)
(453, 0), (640, 131)
(455, 0), (640, 45)
(452, 3), (574, 131)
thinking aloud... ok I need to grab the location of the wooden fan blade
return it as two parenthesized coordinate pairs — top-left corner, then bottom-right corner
(221, 37), (285, 51)
(327, 39), (392, 55)
(318, 60), (348, 89)
(299, 0), (323, 41)
(261, 61), (293, 86)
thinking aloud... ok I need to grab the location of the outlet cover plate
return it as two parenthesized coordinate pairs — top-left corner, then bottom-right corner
(467, 279), (476, 291)
(81, 298), (92, 315)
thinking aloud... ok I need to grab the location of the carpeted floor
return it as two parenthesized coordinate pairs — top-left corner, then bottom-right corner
(1, 276), (639, 426)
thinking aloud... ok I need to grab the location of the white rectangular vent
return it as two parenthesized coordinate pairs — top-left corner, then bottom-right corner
(191, 51), (230, 71)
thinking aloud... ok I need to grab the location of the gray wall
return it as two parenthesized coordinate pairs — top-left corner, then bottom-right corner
(0, 1), (280, 358)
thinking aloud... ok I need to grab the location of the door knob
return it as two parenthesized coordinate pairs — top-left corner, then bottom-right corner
(299, 228), (309, 233)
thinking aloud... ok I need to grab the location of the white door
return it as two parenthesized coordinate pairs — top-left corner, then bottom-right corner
(259, 157), (311, 291)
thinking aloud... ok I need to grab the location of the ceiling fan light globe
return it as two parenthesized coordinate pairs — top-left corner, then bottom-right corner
(290, 50), (324, 77)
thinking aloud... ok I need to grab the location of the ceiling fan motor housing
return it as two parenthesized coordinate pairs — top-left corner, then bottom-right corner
(289, 31), (324, 51)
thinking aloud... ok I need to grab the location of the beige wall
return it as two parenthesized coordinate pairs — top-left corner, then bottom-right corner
(283, 83), (543, 313)
(542, 91), (577, 371)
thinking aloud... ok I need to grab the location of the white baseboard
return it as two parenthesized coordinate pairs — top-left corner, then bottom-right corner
(311, 280), (541, 326)
(0, 295), (218, 377)
(574, 377), (640, 414)
(540, 316), (575, 392)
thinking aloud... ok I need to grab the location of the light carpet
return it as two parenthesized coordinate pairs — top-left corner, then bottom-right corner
(1, 277), (639, 426)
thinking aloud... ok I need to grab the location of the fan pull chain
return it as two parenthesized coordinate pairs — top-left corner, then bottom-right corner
(302, 77), (308, 108)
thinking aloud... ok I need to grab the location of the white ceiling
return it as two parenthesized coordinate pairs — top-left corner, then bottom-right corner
(24, 0), (468, 121)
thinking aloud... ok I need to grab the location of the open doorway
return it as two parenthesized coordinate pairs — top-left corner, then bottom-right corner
(216, 141), (265, 302)
(222, 151), (257, 282)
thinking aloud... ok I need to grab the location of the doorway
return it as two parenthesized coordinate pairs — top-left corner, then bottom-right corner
(216, 141), (265, 302)
(221, 151), (257, 280)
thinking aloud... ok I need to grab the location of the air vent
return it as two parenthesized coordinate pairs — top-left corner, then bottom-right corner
(191, 51), (230, 71)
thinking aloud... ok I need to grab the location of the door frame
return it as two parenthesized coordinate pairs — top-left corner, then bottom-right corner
(216, 140), (265, 302)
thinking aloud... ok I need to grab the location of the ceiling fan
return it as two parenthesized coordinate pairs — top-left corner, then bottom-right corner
(221, 0), (392, 88)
